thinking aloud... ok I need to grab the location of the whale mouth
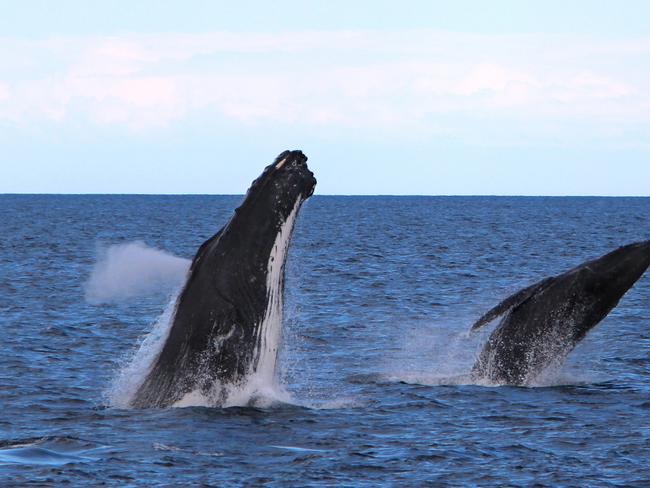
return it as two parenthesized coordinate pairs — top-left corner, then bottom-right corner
(304, 172), (317, 198)
(272, 150), (316, 200)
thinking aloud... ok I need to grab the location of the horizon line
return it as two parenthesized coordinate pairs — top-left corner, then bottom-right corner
(1, 193), (649, 198)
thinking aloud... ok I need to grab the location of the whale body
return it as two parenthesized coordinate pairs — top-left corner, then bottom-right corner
(470, 240), (650, 385)
(131, 150), (316, 407)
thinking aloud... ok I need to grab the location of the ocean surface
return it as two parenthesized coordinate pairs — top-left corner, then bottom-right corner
(1, 194), (649, 486)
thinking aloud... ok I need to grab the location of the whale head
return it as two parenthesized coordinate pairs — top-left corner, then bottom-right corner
(199, 150), (316, 279)
(236, 149), (316, 224)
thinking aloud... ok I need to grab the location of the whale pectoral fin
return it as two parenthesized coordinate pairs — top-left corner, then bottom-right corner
(470, 277), (555, 333)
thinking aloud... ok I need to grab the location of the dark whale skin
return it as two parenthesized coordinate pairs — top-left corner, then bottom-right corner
(471, 240), (650, 385)
(131, 150), (316, 408)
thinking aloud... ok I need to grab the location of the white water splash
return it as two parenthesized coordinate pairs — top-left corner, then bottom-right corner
(378, 313), (481, 384)
(165, 373), (295, 409)
(85, 241), (190, 304)
(107, 293), (180, 408)
(382, 315), (603, 388)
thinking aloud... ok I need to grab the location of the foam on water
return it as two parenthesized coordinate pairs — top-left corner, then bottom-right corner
(382, 316), (602, 388)
(152, 443), (223, 458)
(171, 378), (295, 409)
(85, 241), (190, 304)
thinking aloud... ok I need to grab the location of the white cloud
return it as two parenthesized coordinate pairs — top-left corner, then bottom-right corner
(0, 31), (648, 135)
(0, 82), (9, 101)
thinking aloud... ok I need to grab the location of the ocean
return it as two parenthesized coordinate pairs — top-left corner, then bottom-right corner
(1, 194), (649, 486)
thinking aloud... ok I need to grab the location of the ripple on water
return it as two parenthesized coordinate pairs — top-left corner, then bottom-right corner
(2, 195), (650, 485)
(0, 437), (112, 466)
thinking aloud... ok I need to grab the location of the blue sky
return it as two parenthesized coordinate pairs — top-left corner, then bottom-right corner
(1, 1), (649, 195)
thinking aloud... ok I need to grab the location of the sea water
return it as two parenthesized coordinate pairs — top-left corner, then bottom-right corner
(0, 195), (649, 486)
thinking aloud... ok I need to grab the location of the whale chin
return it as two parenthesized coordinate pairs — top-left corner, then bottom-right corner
(130, 150), (316, 408)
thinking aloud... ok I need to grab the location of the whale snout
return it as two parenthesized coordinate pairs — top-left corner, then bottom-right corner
(274, 149), (316, 197)
(274, 149), (307, 170)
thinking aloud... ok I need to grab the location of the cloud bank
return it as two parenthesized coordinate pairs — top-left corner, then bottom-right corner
(0, 31), (648, 140)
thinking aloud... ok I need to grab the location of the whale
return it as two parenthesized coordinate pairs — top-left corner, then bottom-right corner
(469, 240), (650, 386)
(131, 150), (316, 408)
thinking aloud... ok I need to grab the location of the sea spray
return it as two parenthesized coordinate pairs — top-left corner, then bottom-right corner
(380, 315), (482, 386)
(107, 293), (181, 408)
(382, 315), (603, 388)
(86, 241), (190, 304)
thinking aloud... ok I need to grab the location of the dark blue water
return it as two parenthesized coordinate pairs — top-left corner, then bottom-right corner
(1, 195), (649, 486)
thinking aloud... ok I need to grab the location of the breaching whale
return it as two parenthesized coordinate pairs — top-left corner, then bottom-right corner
(131, 150), (316, 408)
(470, 240), (650, 386)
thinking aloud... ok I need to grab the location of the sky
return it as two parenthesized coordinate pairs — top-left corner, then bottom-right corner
(1, 1), (649, 195)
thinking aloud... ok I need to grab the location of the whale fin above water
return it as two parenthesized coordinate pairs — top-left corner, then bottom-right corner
(470, 277), (555, 332)
(470, 240), (650, 385)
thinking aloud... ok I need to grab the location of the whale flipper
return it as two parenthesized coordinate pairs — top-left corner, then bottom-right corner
(470, 240), (650, 385)
(470, 277), (554, 332)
